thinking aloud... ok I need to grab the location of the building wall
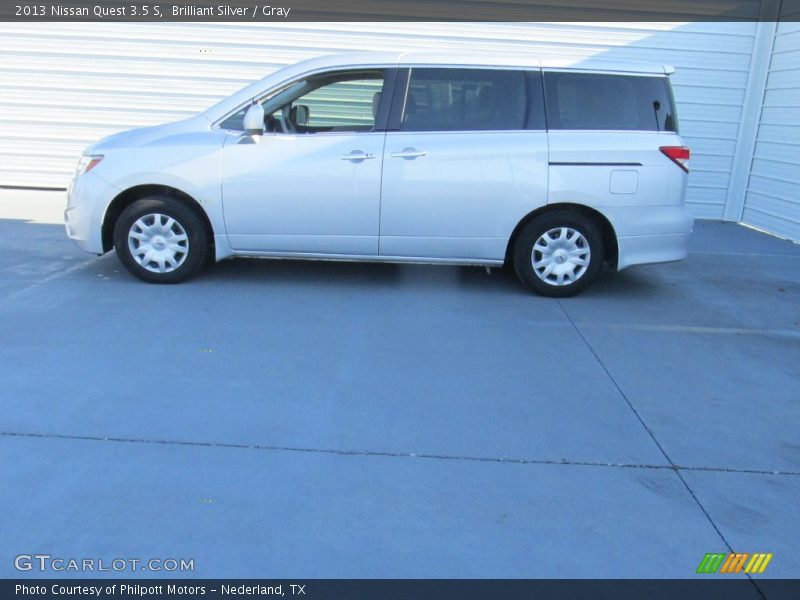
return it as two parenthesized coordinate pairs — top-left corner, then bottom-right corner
(0, 17), (784, 231)
(743, 9), (800, 241)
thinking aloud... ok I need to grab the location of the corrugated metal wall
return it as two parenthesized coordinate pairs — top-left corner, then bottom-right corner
(742, 7), (800, 241)
(0, 19), (760, 222)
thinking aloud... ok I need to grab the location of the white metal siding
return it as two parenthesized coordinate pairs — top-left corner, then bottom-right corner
(0, 20), (758, 221)
(742, 9), (800, 241)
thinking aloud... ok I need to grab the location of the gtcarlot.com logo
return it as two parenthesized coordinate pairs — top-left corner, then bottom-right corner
(15, 554), (194, 573)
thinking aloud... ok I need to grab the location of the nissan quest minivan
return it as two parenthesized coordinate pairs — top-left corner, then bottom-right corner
(65, 52), (693, 296)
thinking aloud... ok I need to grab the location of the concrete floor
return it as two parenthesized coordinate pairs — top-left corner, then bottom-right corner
(0, 190), (798, 582)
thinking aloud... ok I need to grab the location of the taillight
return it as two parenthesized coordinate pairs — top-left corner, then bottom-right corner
(660, 146), (690, 173)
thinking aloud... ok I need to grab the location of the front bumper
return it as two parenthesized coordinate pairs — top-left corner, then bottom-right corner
(64, 171), (120, 254)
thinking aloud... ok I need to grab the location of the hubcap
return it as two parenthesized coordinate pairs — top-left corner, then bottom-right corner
(532, 227), (591, 286)
(127, 213), (189, 274)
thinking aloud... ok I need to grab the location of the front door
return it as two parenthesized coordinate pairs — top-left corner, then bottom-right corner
(222, 69), (391, 255)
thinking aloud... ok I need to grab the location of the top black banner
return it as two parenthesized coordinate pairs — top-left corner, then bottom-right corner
(1, 0), (799, 22)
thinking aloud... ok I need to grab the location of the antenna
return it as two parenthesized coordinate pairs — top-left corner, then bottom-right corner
(652, 100), (661, 131)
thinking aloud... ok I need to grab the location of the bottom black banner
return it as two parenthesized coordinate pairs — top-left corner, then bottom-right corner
(4, 579), (800, 600)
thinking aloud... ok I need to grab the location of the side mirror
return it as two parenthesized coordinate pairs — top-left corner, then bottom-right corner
(243, 102), (265, 136)
(293, 105), (309, 127)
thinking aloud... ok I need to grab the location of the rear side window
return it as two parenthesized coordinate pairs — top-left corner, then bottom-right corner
(544, 72), (677, 132)
(400, 68), (533, 132)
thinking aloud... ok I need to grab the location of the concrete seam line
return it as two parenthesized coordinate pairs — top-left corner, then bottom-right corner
(1, 431), (798, 476)
(576, 322), (800, 339)
(4, 255), (108, 301)
(554, 300), (765, 594)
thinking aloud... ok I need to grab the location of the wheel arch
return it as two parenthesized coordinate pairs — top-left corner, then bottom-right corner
(504, 203), (619, 269)
(102, 184), (215, 254)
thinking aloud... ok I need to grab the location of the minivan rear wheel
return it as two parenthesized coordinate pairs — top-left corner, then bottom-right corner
(113, 197), (208, 283)
(512, 211), (604, 297)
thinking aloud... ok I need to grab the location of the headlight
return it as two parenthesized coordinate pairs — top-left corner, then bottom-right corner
(76, 154), (104, 175)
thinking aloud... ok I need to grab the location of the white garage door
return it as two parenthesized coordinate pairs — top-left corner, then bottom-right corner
(742, 7), (800, 241)
(0, 20), (758, 220)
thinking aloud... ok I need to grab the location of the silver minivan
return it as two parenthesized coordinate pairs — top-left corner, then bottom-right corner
(65, 52), (693, 296)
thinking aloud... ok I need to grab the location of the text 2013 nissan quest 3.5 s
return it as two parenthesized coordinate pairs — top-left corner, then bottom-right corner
(65, 52), (693, 297)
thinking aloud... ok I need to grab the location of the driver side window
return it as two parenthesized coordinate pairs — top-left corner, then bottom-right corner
(271, 73), (385, 133)
(221, 70), (387, 134)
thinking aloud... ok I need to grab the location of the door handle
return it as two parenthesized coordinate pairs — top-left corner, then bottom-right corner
(340, 151), (376, 161)
(391, 147), (427, 159)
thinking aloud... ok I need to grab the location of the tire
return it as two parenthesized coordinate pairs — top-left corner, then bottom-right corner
(512, 210), (604, 297)
(113, 197), (209, 283)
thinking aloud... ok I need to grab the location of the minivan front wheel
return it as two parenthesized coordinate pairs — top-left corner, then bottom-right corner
(113, 197), (209, 283)
(512, 211), (604, 297)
